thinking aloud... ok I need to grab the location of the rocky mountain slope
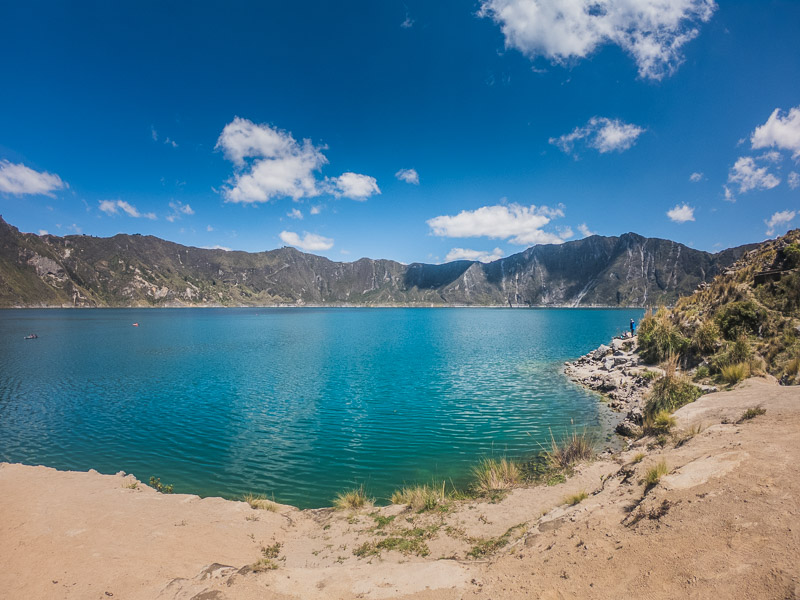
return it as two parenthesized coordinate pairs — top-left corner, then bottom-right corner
(0, 216), (755, 308)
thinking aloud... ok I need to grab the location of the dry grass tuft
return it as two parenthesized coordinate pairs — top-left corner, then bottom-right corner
(544, 430), (595, 470)
(333, 485), (373, 511)
(243, 493), (278, 512)
(391, 482), (448, 511)
(643, 460), (669, 489)
(472, 458), (523, 493)
(720, 362), (750, 386)
(564, 490), (588, 506)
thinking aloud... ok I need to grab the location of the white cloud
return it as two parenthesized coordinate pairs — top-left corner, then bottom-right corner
(751, 105), (800, 160)
(279, 230), (334, 251)
(667, 203), (695, 223)
(395, 168), (420, 185)
(203, 245), (232, 251)
(310, 205), (323, 215)
(287, 208), (303, 220)
(166, 200), (194, 222)
(216, 117), (328, 203)
(0, 160), (66, 197)
(723, 185), (735, 202)
(577, 223), (596, 237)
(206, 225), (214, 232)
(216, 117), (378, 204)
(550, 117), (645, 155)
(758, 150), (781, 163)
(38, 229), (48, 236)
(401, 12), (414, 28)
(445, 247), (505, 263)
(98, 199), (156, 220)
(479, 0), (716, 80)
(164, 137), (178, 148)
(427, 202), (568, 245)
(765, 210), (796, 237)
(326, 172), (381, 200)
(728, 156), (780, 193)
(689, 172), (703, 182)
(151, 126), (158, 141)
(789, 172), (800, 190)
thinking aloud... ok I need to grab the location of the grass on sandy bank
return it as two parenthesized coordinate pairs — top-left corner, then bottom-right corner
(643, 410), (677, 435)
(643, 460), (669, 489)
(543, 430), (595, 471)
(737, 405), (766, 423)
(564, 490), (588, 506)
(148, 476), (173, 494)
(720, 362), (750, 386)
(243, 493), (278, 512)
(333, 485), (373, 511)
(391, 481), (450, 512)
(644, 355), (703, 419)
(471, 458), (523, 494)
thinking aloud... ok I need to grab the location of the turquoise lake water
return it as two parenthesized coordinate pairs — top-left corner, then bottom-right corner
(0, 308), (641, 508)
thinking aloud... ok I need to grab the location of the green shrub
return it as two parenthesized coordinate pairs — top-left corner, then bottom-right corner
(783, 242), (800, 268)
(693, 365), (710, 381)
(644, 373), (702, 419)
(737, 405), (766, 423)
(638, 308), (690, 363)
(692, 320), (720, 354)
(710, 337), (752, 371)
(149, 476), (174, 494)
(715, 301), (767, 340)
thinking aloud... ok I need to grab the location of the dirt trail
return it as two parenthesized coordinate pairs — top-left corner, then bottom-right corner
(2, 378), (799, 599)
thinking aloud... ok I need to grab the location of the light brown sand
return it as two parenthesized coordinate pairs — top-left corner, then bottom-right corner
(2, 378), (799, 599)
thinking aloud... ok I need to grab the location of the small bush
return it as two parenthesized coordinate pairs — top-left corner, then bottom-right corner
(261, 542), (282, 559)
(149, 476), (174, 494)
(391, 482), (448, 511)
(737, 405), (766, 423)
(638, 308), (690, 363)
(693, 365), (710, 381)
(715, 301), (767, 340)
(243, 493), (278, 512)
(544, 430), (595, 471)
(632, 452), (646, 464)
(720, 362), (749, 386)
(564, 490), (588, 506)
(333, 485), (373, 511)
(643, 460), (669, 489)
(782, 242), (800, 268)
(639, 369), (659, 381)
(644, 373), (702, 419)
(644, 410), (676, 435)
(692, 320), (720, 355)
(472, 458), (522, 493)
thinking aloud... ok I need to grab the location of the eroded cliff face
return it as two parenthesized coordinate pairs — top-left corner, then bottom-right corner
(0, 216), (754, 308)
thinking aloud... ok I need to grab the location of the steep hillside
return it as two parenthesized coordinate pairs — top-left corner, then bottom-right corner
(637, 229), (800, 382)
(0, 216), (754, 308)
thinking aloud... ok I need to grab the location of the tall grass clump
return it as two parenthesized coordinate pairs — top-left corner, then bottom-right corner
(472, 458), (522, 493)
(644, 359), (703, 419)
(715, 300), (767, 340)
(391, 482), (448, 511)
(643, 460), (669, 489)
(637, 308), (690, 364)
(544, 430), (595, 471)
(720, 362), (750, 386)
(643, 410), (676, 435)
(243, 493), (278, 512)
(333, 485), (373, 511)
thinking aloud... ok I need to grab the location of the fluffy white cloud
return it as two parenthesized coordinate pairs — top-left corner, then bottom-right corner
(326, 172), (381, 200)
(577, 223), (596, 237)
(99, 199), (156, 220)
(445, 247), (505, 263)
(765, 210), (796, 237)
(38, 230), (48, 236)
(479, 0), (716, 80)
(789, 172), (800, 190)
(723, 186), (735, 202)
(0, 160), (66, 197)
(550, 117), (645, 155)
(689, 172), (703, 182)
(216, 117), (328, 203)
(310, 205), (323, 215)
(667, 203), (695, 223)
(395, 168), (420, 185)
(206, 225), (214, 232)
(279, 230), (334, 251)
(751, 106), (800, 160)
(427, 203), (568, 245)
(287, 208), (303, 219)
(728, 156), (780, 193)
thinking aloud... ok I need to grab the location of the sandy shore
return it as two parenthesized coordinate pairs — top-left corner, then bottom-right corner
(2, 377), (799, 599)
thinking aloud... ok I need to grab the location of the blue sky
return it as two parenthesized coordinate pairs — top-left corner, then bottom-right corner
(1, 1), (799, 264)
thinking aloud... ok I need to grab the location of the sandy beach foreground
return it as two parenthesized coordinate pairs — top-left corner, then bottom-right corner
(1, 378), (799, 599)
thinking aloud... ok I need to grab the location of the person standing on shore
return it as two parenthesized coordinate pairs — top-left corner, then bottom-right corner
(630, 319), (636, 336)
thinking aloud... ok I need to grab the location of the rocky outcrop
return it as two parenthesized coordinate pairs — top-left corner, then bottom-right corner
(0, 216), (756, 308)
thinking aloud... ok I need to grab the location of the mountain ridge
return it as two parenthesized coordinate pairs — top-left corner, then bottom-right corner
(0, 216), (758, 308)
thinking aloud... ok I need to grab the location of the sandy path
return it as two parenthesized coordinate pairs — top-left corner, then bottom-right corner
(2, 378), (799, 599)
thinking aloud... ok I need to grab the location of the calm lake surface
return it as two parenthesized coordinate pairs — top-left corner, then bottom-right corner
(0, 308), (641, 508)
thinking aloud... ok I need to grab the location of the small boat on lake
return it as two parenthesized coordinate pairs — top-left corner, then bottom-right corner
(24, 334), (38, 340)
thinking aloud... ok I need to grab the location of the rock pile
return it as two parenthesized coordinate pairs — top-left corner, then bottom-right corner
(564, 335), (660, 438)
